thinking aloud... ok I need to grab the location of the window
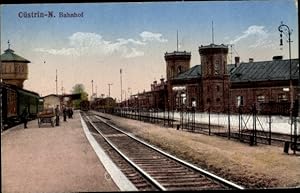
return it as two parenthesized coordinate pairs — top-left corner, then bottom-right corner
(191, 98), (197, 107)
(216, 85), (220, 92)
(180, 93), (186, 105)
(236, 96), (244, 107)
(278, 94), (287, 102)
(207, 98), (211, 103)
(216, 98), (220, 102)
(257, 95), (265, 103)
(214, 60), (220, 75)
(177, 66), (182, 74)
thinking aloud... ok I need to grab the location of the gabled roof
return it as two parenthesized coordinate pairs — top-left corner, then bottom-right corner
(230, 59), (299, 82)
(1, 49), (30, 63)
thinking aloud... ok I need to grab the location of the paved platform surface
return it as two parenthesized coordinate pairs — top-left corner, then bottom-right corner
(1, 110), (119, 193)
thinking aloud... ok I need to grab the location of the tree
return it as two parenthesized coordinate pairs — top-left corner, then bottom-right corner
(71, 84), (88, 109)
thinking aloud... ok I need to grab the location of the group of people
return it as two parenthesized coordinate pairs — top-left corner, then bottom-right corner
(55, 105), (73, 126)
(20, 105), (74, 129)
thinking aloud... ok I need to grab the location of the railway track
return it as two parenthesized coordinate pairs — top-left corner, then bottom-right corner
(81, 111), (244, 191)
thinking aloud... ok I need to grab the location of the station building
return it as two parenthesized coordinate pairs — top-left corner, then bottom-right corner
(121, 43), (299, 115)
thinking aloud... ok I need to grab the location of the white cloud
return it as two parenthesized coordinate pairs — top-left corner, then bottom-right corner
(140, 31), (168, 43)
(123, 48), (144, 58)
(34, 47), (79, 56)
(230, 25), (269, 48)
(117, 38), (146, 46)
(34, 31), (166, 58)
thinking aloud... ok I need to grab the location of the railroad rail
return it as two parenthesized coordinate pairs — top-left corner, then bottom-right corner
(81, 111), (244, 191)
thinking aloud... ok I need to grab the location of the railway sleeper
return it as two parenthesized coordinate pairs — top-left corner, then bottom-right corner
(157, 177), (209, 183)
(146, 171), (194, 175)
(153, 174), (201, 180)
(166, 185), (225, 191)
(139, 166), (188, 171)
(135, 163), (183, 168)
(132, 160), (175, 165)
(161, 181), (222, 188)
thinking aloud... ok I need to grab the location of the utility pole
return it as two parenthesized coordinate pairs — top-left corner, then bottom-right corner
(55, 69), (58, 95)
(177, 30), (179, 52)
(212, 20), (215, 44)
(61, 81), (64, 95)
(120, 68), (123, 102)
(91, 80), (94, 99)
(108, 83), (113, 97)
(95, 85), (97, 98)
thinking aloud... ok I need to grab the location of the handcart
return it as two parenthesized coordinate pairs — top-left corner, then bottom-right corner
(37, 108), (56, 127)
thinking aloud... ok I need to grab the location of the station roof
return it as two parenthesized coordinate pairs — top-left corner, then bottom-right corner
(1, 49), (30, 63)
(173, 59), (299, 83)
(173, 65), (201, 81)
(173, 64), (236, 81)
(230, 58), (299, 82)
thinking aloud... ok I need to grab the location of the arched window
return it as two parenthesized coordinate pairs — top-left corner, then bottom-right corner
(177, 65), (182, 74)
(214, 60), (220, 75)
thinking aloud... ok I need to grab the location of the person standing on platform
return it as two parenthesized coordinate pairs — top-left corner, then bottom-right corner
(21, 106), (29, 129)
(70, 107), (73, 118)
(63, 106), (67, 122)
(55, 105), (60, 126)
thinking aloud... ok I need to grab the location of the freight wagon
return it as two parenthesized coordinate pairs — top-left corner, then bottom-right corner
(1, 83), (40, 130)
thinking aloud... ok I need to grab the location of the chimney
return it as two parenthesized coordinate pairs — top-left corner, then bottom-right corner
(160, 78), (164, 84)
(153, 80), (157, 85)
(249, 58), (254, 63)
(273, 55), (283, 60)
(234, 56), (240, 67)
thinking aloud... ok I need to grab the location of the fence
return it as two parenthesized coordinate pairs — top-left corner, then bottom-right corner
(108, 104), (299, 152)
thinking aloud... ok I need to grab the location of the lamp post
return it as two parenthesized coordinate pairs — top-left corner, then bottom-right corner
(278, 21), (294, 152)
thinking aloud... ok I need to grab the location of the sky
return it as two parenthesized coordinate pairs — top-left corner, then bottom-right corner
(1, 0), (298, 101)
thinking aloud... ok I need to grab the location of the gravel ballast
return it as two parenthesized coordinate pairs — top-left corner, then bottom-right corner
(95, 111), (300, 189)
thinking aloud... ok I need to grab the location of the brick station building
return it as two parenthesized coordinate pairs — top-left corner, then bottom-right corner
(121, 43), (299, 114)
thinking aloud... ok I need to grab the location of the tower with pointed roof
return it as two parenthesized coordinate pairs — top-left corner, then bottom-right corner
(0, 42), (30, 88)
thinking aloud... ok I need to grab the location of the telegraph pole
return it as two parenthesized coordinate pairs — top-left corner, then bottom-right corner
(177, 30), (179, 52)
(55, 69), (58, 95)
(61, 81), (64, 95)
(212, 20), (214, 44)
(95, 85), (97, 98)
(120, 68), (123, 102)
(91, 80), (94, 99)
(108, 83), (113, 97)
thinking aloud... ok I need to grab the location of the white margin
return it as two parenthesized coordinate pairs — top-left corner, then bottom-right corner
(80, 114), (137, 191)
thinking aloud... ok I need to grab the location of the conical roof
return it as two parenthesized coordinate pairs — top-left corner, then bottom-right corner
(1, 48), (30, 63)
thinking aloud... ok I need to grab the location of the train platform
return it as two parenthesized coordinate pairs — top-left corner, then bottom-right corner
(1, 110), (125, 193)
